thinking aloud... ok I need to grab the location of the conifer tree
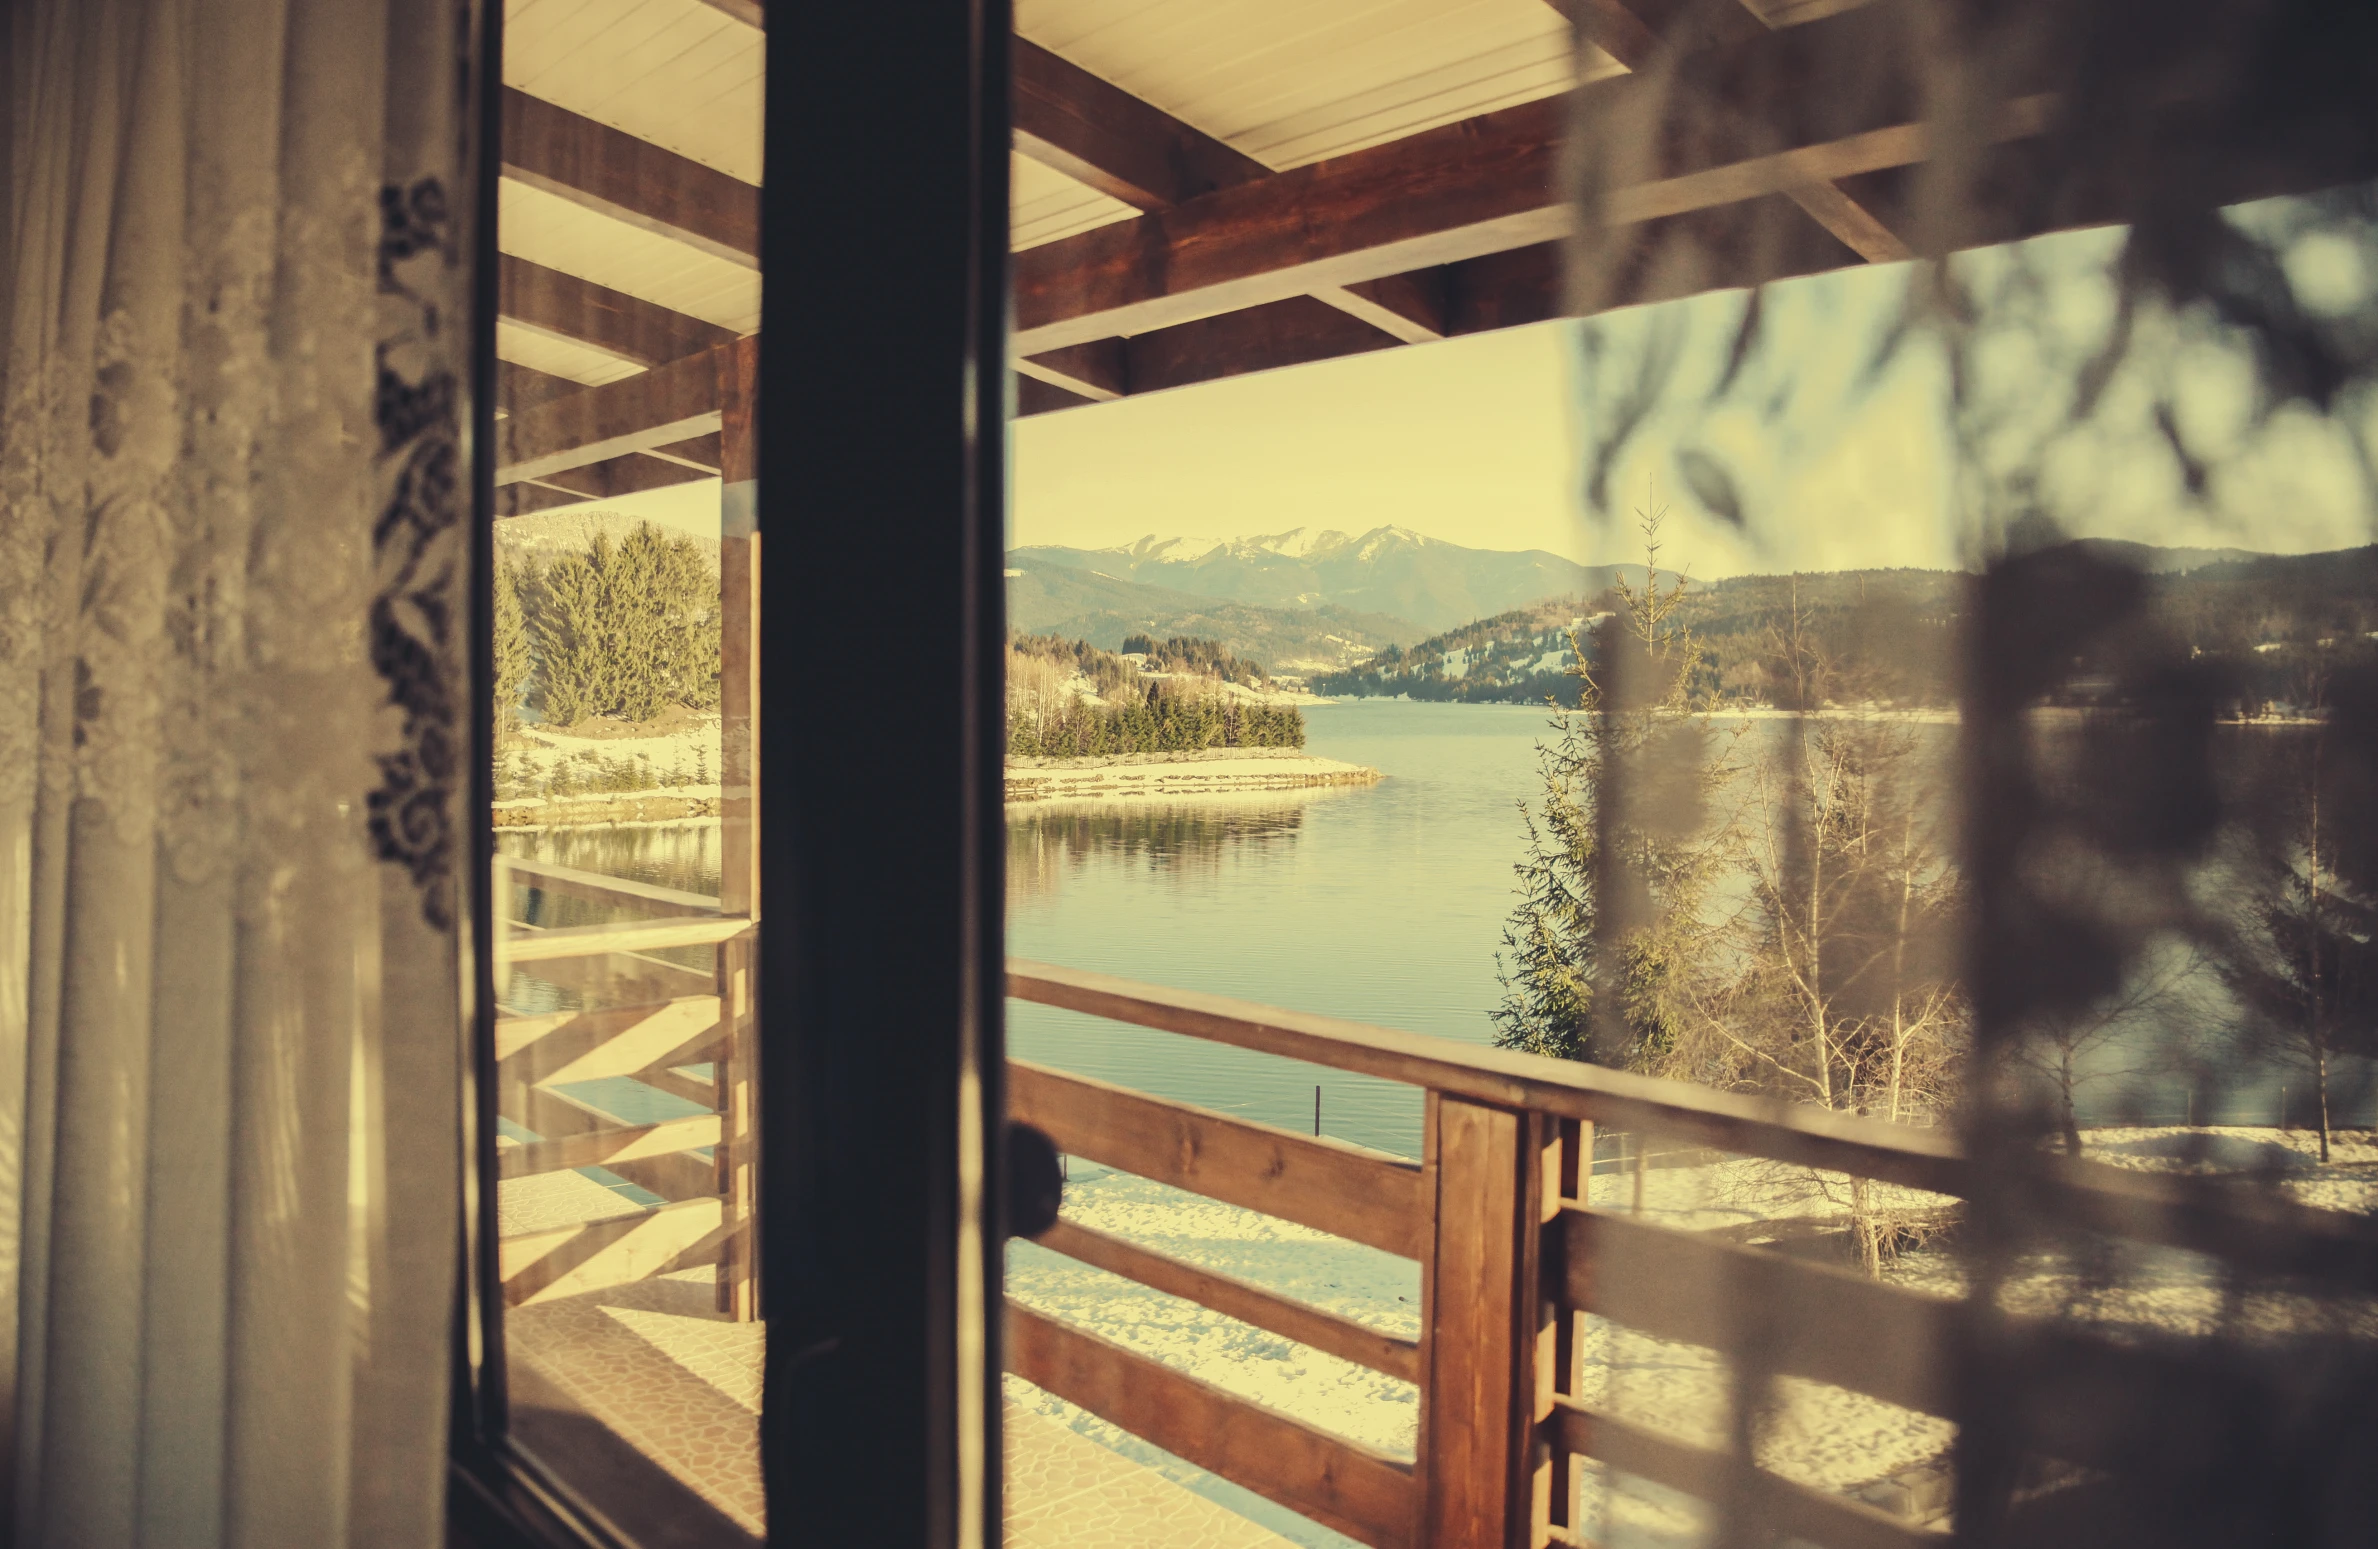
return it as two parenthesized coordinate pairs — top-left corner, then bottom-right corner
(523, 522), (720, 725)
(1493, 493), (1734, 1068)
(492, 558), (533, 736)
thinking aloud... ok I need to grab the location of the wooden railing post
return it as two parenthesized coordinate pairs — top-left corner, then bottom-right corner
(1541, 1118), (1588, 1546)
(1419, 1093), (1554, 1549)
(715, 333), (760, 1319)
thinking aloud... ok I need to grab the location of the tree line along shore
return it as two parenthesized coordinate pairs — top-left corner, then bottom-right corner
(1005, 632), (1308, 759)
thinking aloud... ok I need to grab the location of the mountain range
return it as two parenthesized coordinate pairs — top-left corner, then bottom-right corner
(1012, 526), (1675, 635)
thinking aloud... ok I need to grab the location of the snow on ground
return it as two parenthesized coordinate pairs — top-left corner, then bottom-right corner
(2081, 1124), (2378, 1215)
(1005, 1167), (1950, 1549)
(498, 714), (724, 802)
(1009, 1130), (2378, 1548)
(1005, 1170), (1416, 1549)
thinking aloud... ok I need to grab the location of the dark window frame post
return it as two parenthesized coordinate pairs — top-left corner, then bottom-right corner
(450, 1), (1012, 1543)
(759, 5), (1013, 1549)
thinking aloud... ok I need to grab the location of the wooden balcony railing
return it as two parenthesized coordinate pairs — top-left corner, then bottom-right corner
(491, 856), (758, 1318)
(479, 856), (2378, 1542)
(1004, 959), (2378, 1549)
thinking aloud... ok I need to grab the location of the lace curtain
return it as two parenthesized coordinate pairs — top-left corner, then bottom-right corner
(0, 1), (473, 1544)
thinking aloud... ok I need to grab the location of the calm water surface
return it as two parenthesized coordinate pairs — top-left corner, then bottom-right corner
(1008, 699), (1555, 1158)
(502, 700), (2368, 1157)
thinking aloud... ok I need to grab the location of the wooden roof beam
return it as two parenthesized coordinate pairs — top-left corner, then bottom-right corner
(1013, 191), (1945, 420)
(500, 254), (737, 370)
(1548, 0), (1912, 262)
(1014, 8), (2052, 355)
(1316, 272), (1450, 344)
(1018, 250), (1575, 420)
(527, 451), (712, 502)
(646, 432), (725, 474)
(497, 338), (752, 484)
(1012, 38), (1269, 209)
(501, 87), (759, 266)
(496, 359), (580, 420)
(1010, 38), (1443, 360)
(1016, 338), (1125, 402)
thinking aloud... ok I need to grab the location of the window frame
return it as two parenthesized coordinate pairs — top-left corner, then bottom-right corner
(449, 2), (1015, 1544)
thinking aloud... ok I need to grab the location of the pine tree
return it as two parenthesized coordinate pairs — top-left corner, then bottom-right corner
(525, 544), (615, 727)
(1493, 491), (1734, 1069)
(493, 558), (533, 736)
(522, 522), (720, 726)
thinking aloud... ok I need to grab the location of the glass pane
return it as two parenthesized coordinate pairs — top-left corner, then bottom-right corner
(1003, 5), (2378, 1546)
(486, 1), (762, 1538)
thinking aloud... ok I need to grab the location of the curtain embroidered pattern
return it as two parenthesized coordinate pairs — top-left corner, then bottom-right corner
(370, 174), (466, 932)
(0, 2), (476, 1545)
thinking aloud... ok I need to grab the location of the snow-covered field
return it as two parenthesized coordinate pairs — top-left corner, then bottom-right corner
(1007, 1129), (2378, 1548)
(496, 716), (724, 811)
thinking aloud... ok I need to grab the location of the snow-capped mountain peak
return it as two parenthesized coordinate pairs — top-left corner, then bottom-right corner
(1014, 525), (1610, 633)
(1107, 533), (1232, 564)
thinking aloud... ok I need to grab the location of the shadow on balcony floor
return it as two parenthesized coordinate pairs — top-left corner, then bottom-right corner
(506, 1269), (1298, 1547)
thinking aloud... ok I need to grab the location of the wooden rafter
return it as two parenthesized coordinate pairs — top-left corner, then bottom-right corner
(496, 482), (588, 518)
(496, 359), (580, 419)
(1014, 189), (1897, 420)
(1012, 91), (1567, 354)
(1009, 36), (1449, 376)
(1012, 38), (1269, 209)
(496, 338), (744, 485)
(1553, 0), (1913, 262)
(1017, 246), (1574, 418)
(500, 254), (735, 369)
(647, 431), (725, 473)
(501, 87), (759, 266)
(526, 451), (711, 502)
(1013, 8), (2052, 356)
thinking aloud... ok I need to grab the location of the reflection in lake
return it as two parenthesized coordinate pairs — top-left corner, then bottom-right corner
(1008, 797), (1313, 905)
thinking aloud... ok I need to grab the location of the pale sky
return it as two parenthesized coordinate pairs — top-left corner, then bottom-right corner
(560, 210), (2378, 582)
(1011, 215), (2378, 580)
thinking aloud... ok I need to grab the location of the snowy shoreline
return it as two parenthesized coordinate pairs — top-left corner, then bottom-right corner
(1004, 751), (1380, 805)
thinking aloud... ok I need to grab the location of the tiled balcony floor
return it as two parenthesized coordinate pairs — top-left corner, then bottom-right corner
(506, 1267), (1297, 1547)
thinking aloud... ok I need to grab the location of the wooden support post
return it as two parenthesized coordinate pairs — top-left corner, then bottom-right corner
(716, 333), (760, 1319)
(1547, 1118), (1588, 1543)
(1420, 1094), (1552, 1549)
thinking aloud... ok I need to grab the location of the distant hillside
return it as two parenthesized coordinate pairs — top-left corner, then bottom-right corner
(1014, 526), (1683, 633)
(2073, 539), (2266, 574)
(1005, 553), (1425, 676)
(1314, 543), (2378, 711)
(1313, 598), (1599, 703)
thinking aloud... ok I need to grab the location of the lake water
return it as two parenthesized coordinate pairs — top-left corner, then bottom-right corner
(1008, 698), (1557, 1158)
(499, 698), (2370, 1158)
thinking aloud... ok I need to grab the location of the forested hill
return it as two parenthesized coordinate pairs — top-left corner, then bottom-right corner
(1311, 598), (1594, 703)
(1006, 633), (1305, 757)
(1314, 546), (2378, 710)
